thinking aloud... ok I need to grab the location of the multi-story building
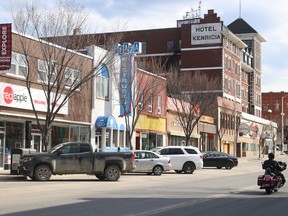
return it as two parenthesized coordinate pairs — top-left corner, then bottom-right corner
(0, 31), (94, 169)
(75, 9), (266, 156)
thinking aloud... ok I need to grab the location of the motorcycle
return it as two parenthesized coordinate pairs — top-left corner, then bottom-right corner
(257, 161), (286, 194)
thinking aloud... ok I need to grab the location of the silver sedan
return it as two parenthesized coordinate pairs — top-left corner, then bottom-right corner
(132, 150), (172, 175)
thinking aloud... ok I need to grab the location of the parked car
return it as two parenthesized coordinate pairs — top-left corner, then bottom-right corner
(18, 142), (135, 181)
(151, 146), (203, 174)
(131, 150), (172, 175)
(203, 151), (238, 169)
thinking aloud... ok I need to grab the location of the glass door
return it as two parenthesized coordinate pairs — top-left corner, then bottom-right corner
(31, 133), (42, 152)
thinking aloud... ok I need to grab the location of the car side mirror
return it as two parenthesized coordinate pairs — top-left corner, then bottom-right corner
(57, 149), (63, 155)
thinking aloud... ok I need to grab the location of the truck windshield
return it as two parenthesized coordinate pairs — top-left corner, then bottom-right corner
(48, 144), (64, 153)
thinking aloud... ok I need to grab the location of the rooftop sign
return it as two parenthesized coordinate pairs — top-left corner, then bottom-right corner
(191, 23), (222, 45)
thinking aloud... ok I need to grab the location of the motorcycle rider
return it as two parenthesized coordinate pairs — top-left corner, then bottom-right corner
(263, 152), (286, 186)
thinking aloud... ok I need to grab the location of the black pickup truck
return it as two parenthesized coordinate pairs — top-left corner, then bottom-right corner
(18, 142), (135, 181)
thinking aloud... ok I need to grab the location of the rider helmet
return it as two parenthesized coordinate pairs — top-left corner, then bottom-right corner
(268, 152), (275, 160)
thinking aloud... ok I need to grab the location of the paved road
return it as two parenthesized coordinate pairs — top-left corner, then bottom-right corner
(0, 155), (287, 216)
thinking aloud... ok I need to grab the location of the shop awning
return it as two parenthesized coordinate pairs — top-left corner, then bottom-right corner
(95, 116), (118, 129)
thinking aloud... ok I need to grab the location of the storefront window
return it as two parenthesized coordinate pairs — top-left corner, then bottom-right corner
(141, 133), (149, 150)
(80, 127), (90, 142)
(52, 126), (69, 147)
(70, 126), (79, 142)
(119, 131), (124, 147)
(106, 129), (111, 147)
(6, 122), (24, 150)
(113, 129), (118, 147)
(156, 135), (163, 147)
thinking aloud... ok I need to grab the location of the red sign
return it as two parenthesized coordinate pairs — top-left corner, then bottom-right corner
(0, 23), (12, 71)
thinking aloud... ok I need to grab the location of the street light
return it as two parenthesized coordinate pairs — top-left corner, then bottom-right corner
(281, 94), (288, 154)
(267, 109), (275, 154)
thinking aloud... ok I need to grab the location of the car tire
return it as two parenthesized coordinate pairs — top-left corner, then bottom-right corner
(33, 165), (52, 181)
(105, 165), (121, 181)
(217, 166), (222, 169)
(225, 162), (233, 170)
(183, 162), (195, 174)
(153, 165), (163, 176)
(95, 174), (106, 181)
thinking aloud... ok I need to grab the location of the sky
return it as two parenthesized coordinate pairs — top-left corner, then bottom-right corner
(1, 0), (288, 93)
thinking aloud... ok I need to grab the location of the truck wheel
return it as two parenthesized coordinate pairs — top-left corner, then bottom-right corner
(183, 162), (195, 174)
(33, 165), (52, 181)
(95, 174), (106, 181)
(105, 165), (121, 181)
(153, 165), (163, 176)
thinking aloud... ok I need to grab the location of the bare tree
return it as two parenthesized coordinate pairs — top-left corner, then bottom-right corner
(110, 56), (167, 149)
(166, 71), (220, 146)
(11, 0), (122, 150)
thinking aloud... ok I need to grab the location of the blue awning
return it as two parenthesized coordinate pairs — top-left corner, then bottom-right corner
(95, 116), (118, 129)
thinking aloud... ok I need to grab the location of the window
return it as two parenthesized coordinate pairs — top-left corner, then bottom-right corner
(38, 59), (57, 83)
(65, 67), (80, 89)
(61, 144), (78, 154)
(80, 144), (91, 153)
(167, 41), (174, 52)
(138, 91), (144, 111)
(6, 52), (28, 77)
(148, 94), (153, 112)
(185, 148), (197, 154)
(96, 64), (109, 99)
(157, 96), (162, 114)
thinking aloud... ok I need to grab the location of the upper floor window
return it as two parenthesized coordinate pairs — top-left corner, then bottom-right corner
(65, 67), (80, 89)
(138, 91), (144, 111)
(167, 41), (174, 52)
(96, 64), (109, 99)
(38, 59), (57, 83)
(275, 101), (280, 111)
(6, 52), (28, 77)
(148, 94), (153, 112)
(157, 95), (162, 114)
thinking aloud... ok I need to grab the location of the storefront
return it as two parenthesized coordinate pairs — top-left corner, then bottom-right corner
(135, 114), (166, 150)
(94, 115), (128, 152)
(0, 117), (91, 169)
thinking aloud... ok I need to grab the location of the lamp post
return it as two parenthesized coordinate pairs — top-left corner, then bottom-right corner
(281, 94), (288, 154)
(267, 109), (275, 154)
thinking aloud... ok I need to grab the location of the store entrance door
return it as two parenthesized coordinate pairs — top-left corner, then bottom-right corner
(0, 133), (4, 168)
(31, 133), (42, 152)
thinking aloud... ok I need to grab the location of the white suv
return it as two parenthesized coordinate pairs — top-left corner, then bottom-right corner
(151, 146), (203, 174)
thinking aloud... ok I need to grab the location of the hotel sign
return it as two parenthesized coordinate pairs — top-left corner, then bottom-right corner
(191, 23), (222, 45)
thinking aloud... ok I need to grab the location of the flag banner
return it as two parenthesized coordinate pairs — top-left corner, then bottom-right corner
(0, 23), (12, 71)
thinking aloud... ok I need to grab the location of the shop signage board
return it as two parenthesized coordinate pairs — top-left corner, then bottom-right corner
(0, 82), (68, 115)
(0, 23), (12, 71)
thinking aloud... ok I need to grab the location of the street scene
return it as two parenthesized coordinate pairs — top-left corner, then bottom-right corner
(1, 0), (288, 215)
(1, 155), (287, 216)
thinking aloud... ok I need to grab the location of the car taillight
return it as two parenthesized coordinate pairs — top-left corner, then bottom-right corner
(200, 155), (203, 160)
(131, 154), (135, 162)
(168, 160), (171, 164)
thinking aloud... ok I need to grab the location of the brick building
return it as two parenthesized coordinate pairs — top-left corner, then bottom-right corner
(47, 9), (269, 157)
(262, 91), (288, 148)
(0, 31), (93, 169)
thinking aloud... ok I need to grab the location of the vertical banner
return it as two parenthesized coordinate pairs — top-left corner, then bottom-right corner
(119, 53), (132, 116)
(0, 23), (12, 71)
